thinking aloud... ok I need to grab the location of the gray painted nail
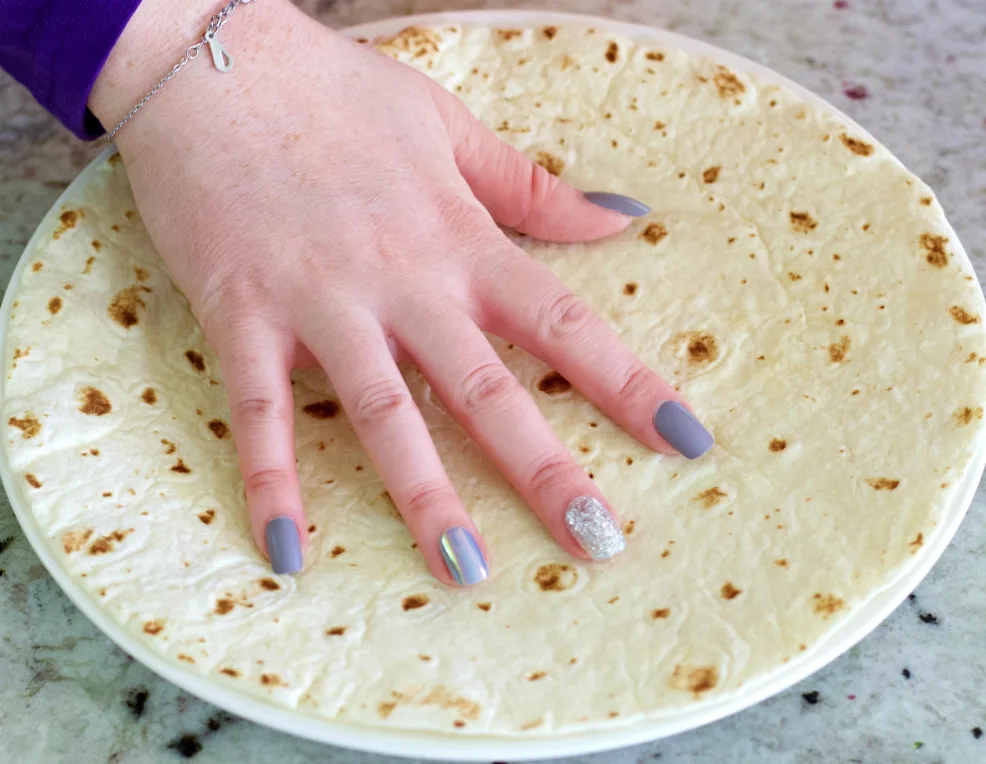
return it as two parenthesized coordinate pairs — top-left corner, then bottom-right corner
(584, 191), (651, 217)
(565, 496), (626, 561)
(654, 401), (714, 459)
(440, 527), (489, 586)
(266, 516), (303, 575)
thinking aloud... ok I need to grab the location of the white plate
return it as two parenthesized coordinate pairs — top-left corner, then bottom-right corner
(2, 10), (983, 762)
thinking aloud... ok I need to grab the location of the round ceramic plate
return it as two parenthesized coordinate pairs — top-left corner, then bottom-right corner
(2, 10), (984, 762)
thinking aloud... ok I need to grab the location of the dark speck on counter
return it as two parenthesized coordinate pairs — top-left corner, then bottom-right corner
(902, 668), (911, 679)
(124, 687), (149, 718)
(167, 734), (203, 759)
(919, 612), (939, 625)
(802, 691), (820, 705)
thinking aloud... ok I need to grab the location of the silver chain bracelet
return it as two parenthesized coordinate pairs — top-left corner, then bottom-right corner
(107, 0), (255, 142)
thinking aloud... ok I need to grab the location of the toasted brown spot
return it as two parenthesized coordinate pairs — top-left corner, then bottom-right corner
(670, 664), (719, 696)
(790, 211), (818, 233)
(107, 285), (151, 329)
(303, 400), (340, 419)
(170, 459), (191, 474)
(769, 438), (787, 452)
(8, 413), (41, 439)
(140, 387), (157, 405)
(623, 282), (638, 296)
(812, 593), (845, 616)
(646, 50), (665, 61)
(920, 196), (933, 206)
(950, 306), (980, 325)
(775, 558), (789, 567)
(605, 42), (619, 62)
(835, 319), (846, 326)
(23, 473), (42, 489)
(78, 386), (112, 416)
(920, 233), (950, 268)
(219, 667), (240, 677)
(495, 28), (522, 41)
(208, 419), (229, 439)
(184, 350), (205, 373)
(788, 272), (803, 282)
(865, 477), (901, 493)
(110, 224), (120, 232)
(326, 626), (347, 636)
(143, 620), (164, 636)
(62, 529), (93, 554)
(535, 151), (565, 177)
(377, 701), (397, 719)
(402, 594), (429, 611)
(88, 528), (133, 555)
(828, 335), (851, 363)
(215, 599), (235, 615)
(839, 133), (875, 156)
(720, 582), (742, 600)
(694, 487), (727, 508)
(652, 608), (671, 619)
(161, 439), (176, 455)
(537, 371), (571, 395)
(177, 653), (195, 664)
(124, 210), (137, 220)
(197, 509), (215, 525)
(83, 255), (95, 274)
(535, 563), (577, 591)
(542, 25), (558, 39)
(909, 533), (924, 552)
(661, 549), (671, 558)
(453, 719), (465, 728)
(31, 262), (44, 273)
(640, 222), (668, 245)
(527, 671), (546, 681)
(623, 519), (636, 535)
(133, 266), (149, 282)
(953, 406), (984, 426)
(681, 332), (719, 365)
(713, 66), (745, 99)
(258, 578), (280, 591)
(52, 210), (81, 240)
(702, 166), (721, 183)
(260, 673), (285, 687)
(331, 545), (346, 558)
(47, 296), (62, 315)
(520, 719), (543, 731)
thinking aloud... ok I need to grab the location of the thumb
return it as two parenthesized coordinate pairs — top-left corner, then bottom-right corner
(437, 93), (650, 244)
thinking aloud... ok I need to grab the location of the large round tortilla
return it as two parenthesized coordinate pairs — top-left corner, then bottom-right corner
(3, 23), (985, 736)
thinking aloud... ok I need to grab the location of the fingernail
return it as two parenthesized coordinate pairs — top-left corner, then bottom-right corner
(265, 516), (303, 575)
(440, 527), (488, 586)
(584, 191), (651, 217)
(565, 496), (626, 561)
(654, 401), (714, 459)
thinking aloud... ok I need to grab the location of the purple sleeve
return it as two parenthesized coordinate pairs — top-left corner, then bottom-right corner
(0, 0), (144, 140)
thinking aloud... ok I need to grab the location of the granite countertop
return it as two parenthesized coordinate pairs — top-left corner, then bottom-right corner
(2, 1), (985, 762)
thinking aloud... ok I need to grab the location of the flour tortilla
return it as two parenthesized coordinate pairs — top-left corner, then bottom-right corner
(4, 23), (985, 736)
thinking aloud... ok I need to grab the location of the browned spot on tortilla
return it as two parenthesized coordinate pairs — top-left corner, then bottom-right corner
(920, 197), (933, 206)
(640, 222), (668, 245)
(177, 653), (195, 664)
(62, 529), (93, 554)
(303, 400), (340, 419)
(839, 133), (874, 156)
(950, 305), (980, 325)
(123, 210), (137, 219)
(646, 50), (665, 61)
(260, 673), (285, 687)
(790, 211), (818, 233)
(535, 151), (565, 177)
(46, 296), (63, 315)
(24, 473), (42, 489)
(812, 593), (845, 616)
(953, 406), (984, 426)
(258, 578), (280, 591)
(605, 42), (619, 62)
(107, 153), (122, 166)
(769, 438), (787, 452)
(78, 386), (111, 416)
(83, 255), (95, 274)
(8, 413), (41, 439)
(527, 671), (546, 681)
(52, 210), (82, 240)
(670, 664), (719, 696)
(495, 28), (523, 41)
(720, 582), (742, 600)
(197, 509), (215, 525)
(679, 332), (719, 365)
(477, 602), (492, 612)
(111, 224), (120, 232)
(774, 558), (789, 568)
(623, 519), (636, 535)
(535, 563), (577, 591)
(326, 626), (347, 636)
(623, 282), (638, 296)
(787, 272), (803, 282)
(713, 66), (744, 99)
(453, 720), (465, 728)
(133, 266), (149, 282)
(537, 371), (571, 395)
(920, 233), (950, 268)
(184, 350), (205, 372)
(694, 487), (727, 508)
(88, 528), (133, 555)
(521, 719), (543, 731)
(402, 594), (429, 611)
(331, 545), (346, 558)
(542, 25), (557, 39)
(143, 620), (164, 636)
(219, 667), (240, 677)
(866, 477), (900, 491)
(215, 599), (235, 615)
(702, 166), (721, 183)
(140, 387), (157, 405)
(909, 533), (924, 552)
(161, 439), (176, 455)
(377, 701), (397, 719)
(652, 608), (671, 619)
(208, 419), (229, 439)
(661, 549), (671, 558)
(170, 459), (191, 474)
(107, 286), (151, 329)
(308, 524), (317, 533)
(828, 335), (851, 363)
(419, 687), (481, 720)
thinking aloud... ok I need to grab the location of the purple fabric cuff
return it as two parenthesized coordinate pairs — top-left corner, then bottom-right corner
(1, 0), (144, 140)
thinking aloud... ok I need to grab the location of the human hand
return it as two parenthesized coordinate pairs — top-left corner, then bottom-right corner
(89, 0), (713, 585)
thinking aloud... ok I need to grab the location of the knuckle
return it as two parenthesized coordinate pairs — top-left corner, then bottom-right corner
(232, 396), (285, 424)
(244, 467), (296, 496)
(527, 453), (580, 498)
(614, 361), (654, 406)
(536, 292), (596, 345)
(402, 481), (459, 518)
(456, 362), (519, 414)
(432, 192), (491, 239)
(351, 379), (412, 426)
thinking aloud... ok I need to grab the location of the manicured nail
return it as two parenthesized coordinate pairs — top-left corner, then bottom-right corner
(265, 516), (303, 575)
(654, 401), (714, 459)
(584, 191), (651, 217)
(440, 527), (488, 586)
(565, 496), (626, 561)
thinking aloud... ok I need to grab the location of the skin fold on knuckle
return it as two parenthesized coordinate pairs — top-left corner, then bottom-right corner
(527, 452), (581, 501)
(614, 361), (656, 408)
(535, 292), (596, 349)
(243, 467), (297, 497)
(350, 379), (412, 427)
(455, 362), (519, 416)
(402, 482), (459, 520)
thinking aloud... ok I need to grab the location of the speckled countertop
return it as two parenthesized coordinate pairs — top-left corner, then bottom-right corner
(1, 1), (985, 762)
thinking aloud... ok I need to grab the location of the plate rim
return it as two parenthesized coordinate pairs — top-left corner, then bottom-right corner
(2, 9), (984, 762)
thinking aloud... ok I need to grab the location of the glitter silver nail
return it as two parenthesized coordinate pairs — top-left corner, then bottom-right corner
(564, 496), (626, 561)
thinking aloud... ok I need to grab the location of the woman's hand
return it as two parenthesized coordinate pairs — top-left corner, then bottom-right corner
(89, 0), (712, 584)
